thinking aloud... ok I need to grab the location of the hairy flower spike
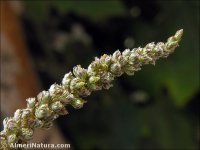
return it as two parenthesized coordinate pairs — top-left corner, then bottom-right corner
(0, 29), (183, 149)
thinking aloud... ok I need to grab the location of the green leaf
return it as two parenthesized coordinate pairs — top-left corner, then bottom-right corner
(53, 1), (125, 20)
(24, 1), (125, 22)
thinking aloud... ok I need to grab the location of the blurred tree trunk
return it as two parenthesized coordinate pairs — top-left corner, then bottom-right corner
(0, 1), (69, 147)
(1, 1), (40, 116)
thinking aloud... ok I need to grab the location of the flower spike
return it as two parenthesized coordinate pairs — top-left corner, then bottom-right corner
(0, 29), (183, 149)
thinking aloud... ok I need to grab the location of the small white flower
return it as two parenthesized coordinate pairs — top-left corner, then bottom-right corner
(51, 101), (64, 112)
(21, 128), (33, 140)
(73, 65), (87, 79)
(26, 98), (36, 108)
(7, 134), (17, 144)
(62, 72), (74, 87)
(71, 98), (86, 109)
(110, 63), (123, 76)
(35, 104), (52, 119)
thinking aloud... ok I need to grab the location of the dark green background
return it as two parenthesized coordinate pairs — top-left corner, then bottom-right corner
(22, 1), (199, 149)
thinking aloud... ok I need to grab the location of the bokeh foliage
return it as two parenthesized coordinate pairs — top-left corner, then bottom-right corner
(23, 1), (199, 149)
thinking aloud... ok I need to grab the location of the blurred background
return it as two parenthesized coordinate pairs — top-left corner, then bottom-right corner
(1, 0), (199, 149)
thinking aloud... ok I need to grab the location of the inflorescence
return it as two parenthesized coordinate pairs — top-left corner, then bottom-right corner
(0, 29), (183, 149)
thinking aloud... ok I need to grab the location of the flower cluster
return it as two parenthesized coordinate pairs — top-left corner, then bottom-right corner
(0, 29), (183, 149)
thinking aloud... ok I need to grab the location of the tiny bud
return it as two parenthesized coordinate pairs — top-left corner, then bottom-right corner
(112, 50), (121, 61)
(129, 53), (138, 64)
(37, 91), (50, 104)
(167, 36), (174, 41)
(87, 62), (99, 76)
(122, 49), (131, 56)
(76, 82), (85, 89)
(26, 98), (36, 108)
(21, 128), (33, 140)
(62, 94), (75, 104)
(70, 78), (85, 91)
(3, 118), (17, 131)
(89, 76), (100, 84)
(35, 104), (52, 119)
(51, 101), (64, 112)
(174, 29), (183, 42)
(71, 98), (86, 109)
(145, 42), (155, 49)
(21, 108), (32, 118)
(100, 54), (111, 65)
(49, 84), (63, 96)
(117, 55), (127, 66)
(101, 72), (114, 83)
(165, 41), (178, 51)
(3, 118), (8, 129)
(73, 65), (87, 79)
(79, 87), (91, 97)
(101, 63), (108, 70)
(62, 72), (74, 87)
(110, 63), (123, 76)
(13, 109), (22, 121)
(123, 64), (135, 75)
(7, 134), (18, 144)
(153, 42), (165, 57)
